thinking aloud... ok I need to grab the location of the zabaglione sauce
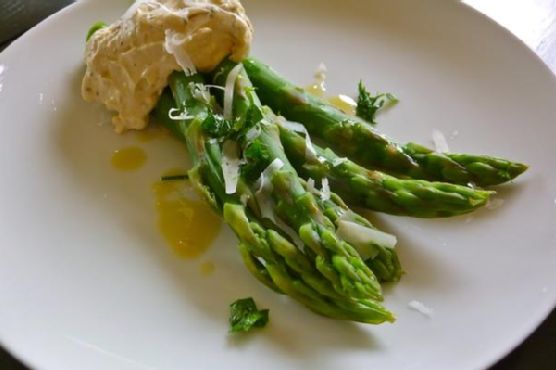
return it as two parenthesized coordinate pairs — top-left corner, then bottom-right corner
(111, 146), (147, 171)
(327, 94), (357, 116)
(152, 169), (222, 259)
(305, 77), (357, 115)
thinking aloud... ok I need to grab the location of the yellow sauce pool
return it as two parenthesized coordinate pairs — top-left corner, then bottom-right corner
(111, 146), (147, 171)
(328, 94), (357, 115)
(152, 175), (221, 259)
(305, 84), (356, 116)
(305, 82), (326, 98)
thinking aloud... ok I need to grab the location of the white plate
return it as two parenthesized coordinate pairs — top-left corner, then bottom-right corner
(1, 1), (555, 369)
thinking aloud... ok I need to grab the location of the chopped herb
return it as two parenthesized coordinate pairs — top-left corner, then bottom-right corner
(245, 104), (264, 130)
(241, 140), (272, 182)
(161, 174), (189, 181)
(356, 81), (398, 125)
(201, 113), (234, 137)
(229, 297), (269, 333)
(86, 21), (107, 41)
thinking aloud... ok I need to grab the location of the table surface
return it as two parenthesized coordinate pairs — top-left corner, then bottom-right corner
(0, 1), (555, 369)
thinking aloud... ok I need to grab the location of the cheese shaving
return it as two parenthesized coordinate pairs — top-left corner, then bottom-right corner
(277, 118), (323, 163)
(164, 29), (197, 76)
(336, 219), (397, 256)
(332, 157), (348, 167)
(408, 300), (434, 318)
(204, 84), (226, 92)
(432, 129), (450, 153)
(314, 62), (327, 85)
(245, 126), (261, 142)
(255, 158), (284, 220)
(320, 178), (330, 201)
(306, 178), (319, 195)
(122, 0), (149, 20)
(305, 177), (330, 201)
(168, 107), (193, 120)
(223, 64), (244, 120)
(189, 82), (211, 104)
(337, 94), (357, 107)
(222, 140), (242, 194)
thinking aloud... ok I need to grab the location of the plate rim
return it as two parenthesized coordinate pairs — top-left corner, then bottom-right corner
(0, 1), (555, 369)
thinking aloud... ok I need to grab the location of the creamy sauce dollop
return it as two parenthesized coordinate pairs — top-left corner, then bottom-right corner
(82, 0), (253, 133)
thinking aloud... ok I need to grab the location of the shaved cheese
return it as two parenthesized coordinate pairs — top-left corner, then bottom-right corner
(337, 94), (357, 107)
(255, 159), (284, 220)
(305, 177), (330, 202)
(332, 157), (348, 167)
(222, 140), (242, 194)
(306, 178), (319, 195)
(122, 0), (149, 20)
(189, 82), (211, 104)
(314, 62), (327, 85)
(168, 107), (193, 120)
(203, 84), (226, 92)
(164, 29), (196, 76)
(245, 126), (261, 142)
(277, 119), (323, 163)
(321, 178), (330, 201)
(337, 219), (397, 253)
(432, 129), (450, 153)
(223, 64), (243, 120)
(276, 117), (301, 131)
(408, 300), (434, 317)
(337, 209), (355, 222)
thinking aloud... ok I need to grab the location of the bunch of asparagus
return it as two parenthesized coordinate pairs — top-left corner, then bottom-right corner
(152, 59), (526, 324)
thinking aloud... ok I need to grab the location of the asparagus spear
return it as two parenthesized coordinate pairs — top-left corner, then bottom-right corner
(152, 72), (395, 323)
(313, 188), (403, 282)
(212, 59), (403, 277)
(242, 57), (528, 187)
(211, 61), (386, 301)
(279, 126), (493, 218)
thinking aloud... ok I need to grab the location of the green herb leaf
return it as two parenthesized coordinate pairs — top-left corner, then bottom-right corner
(245, 104), (264, 130)
(356, 81), (399, 125)
(241, 140), (272, 182)
(86, 21), (107, 41)
(201, 113), (234, 137)
(229, 297), (269, 333)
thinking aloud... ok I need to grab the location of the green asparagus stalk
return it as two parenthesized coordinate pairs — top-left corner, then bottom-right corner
(152, 72), (395, 324)
(279, 127), (493, 218)
(313, 188), (403, 282)
(211, 61), (385, 301)
(212, 60), (404, 280)
(242, 57), (528, 187)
